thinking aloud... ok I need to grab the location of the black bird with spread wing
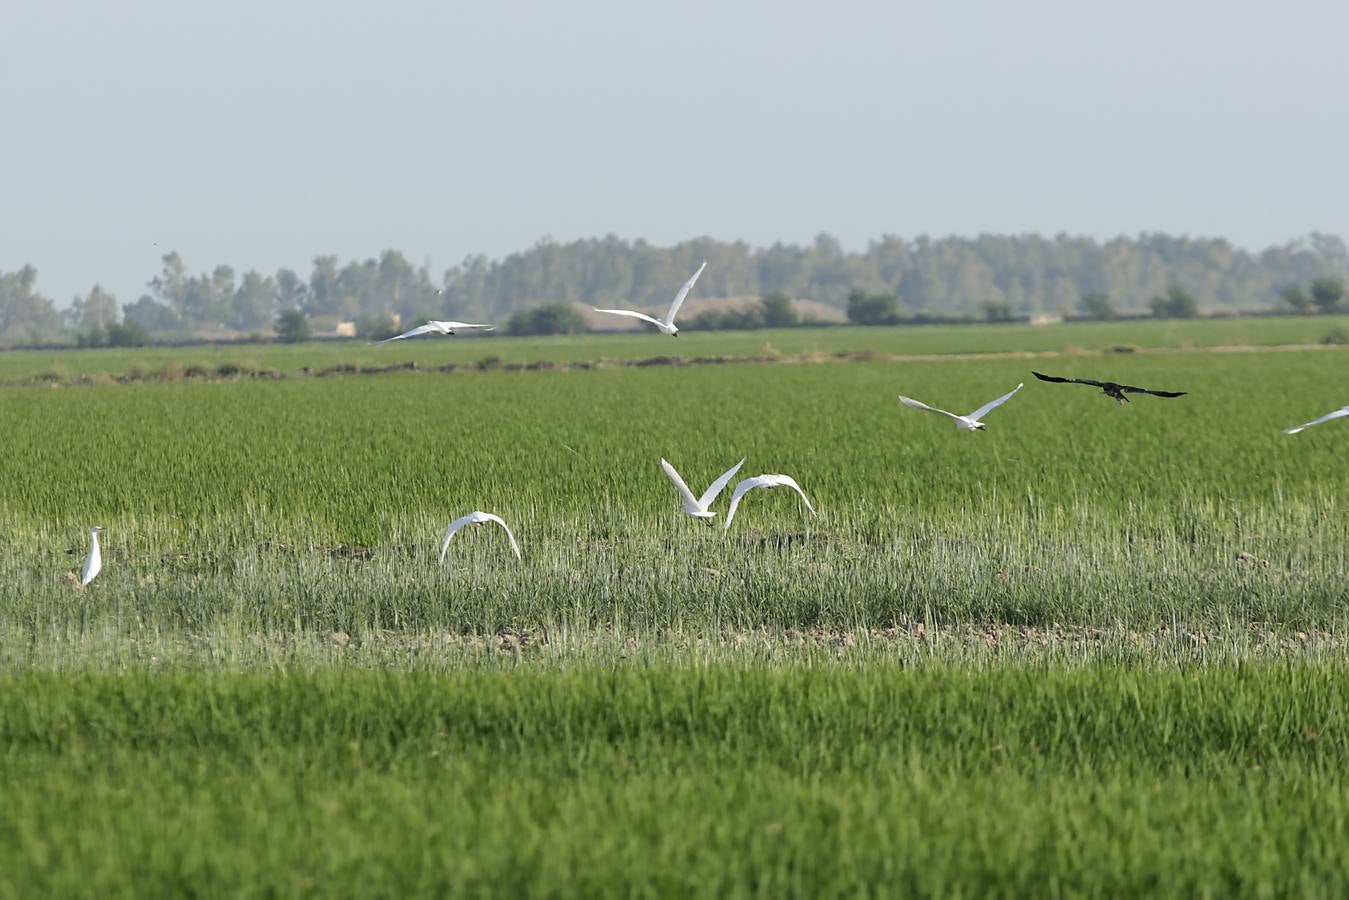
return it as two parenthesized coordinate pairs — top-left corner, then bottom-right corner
(1032, 371), (1187, 403)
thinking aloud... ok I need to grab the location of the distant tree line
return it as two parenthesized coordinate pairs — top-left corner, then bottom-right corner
(2, 232), (1347, 345)
(1277, 277), (1344, 315)
(440, 232), (1349, 322)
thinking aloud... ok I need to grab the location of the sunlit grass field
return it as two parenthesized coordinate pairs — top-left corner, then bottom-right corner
(1, 322), (1346, 896)
(1, 347), (1344, 635)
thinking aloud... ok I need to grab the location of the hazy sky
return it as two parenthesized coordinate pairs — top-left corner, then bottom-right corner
(5, 0), (1348, 304)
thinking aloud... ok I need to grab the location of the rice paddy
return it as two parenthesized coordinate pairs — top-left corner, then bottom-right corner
(1, 319), (1345, 896)
(2, 313), (1346, 382)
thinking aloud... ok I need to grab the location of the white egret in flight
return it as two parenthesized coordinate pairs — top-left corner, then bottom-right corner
(660, 457), (745, 520)
(439, 512), (521, 562)
(898, 384), (1023, 431)
(723, 475), (815, 530)
(381, 321), (495, 342)
(592, 261), (706, 336)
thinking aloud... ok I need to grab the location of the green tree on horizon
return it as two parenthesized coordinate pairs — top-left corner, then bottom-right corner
(274, 309), (310, 343)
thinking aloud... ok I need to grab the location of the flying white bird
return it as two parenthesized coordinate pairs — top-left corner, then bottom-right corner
(1282, 405), (1349, 435)
(723, 475), (815, 530)
(592, 261), (706, 336)
(80, 526), (104, 587)
(898, 383), (1023, 431)
(660, 457), (746, 520)
(381, 320), (495, 342)
(439, 512), (521, 563)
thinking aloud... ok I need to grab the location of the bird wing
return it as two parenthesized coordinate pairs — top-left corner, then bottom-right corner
(660, 458), (702, 510)
(697, 457), (746, 509)
(968, 383), (1023, 421)
(722, 477), (759, 530)
(1119, 385), (1187, 398)
(723, 475), (814, 530)
(1283, 406), (1349, 435)
(432, 321), (495, 333)
(662, 261), (707, 326)
(1032, 371), (1103, 388)
(439, 514), (477, 563)
(898, 395), (962, 422)
(593, 308), (664, 328)
(478, 513), (522, 560)
(770, 474), (816, 516)
(380, 322), (443, 342)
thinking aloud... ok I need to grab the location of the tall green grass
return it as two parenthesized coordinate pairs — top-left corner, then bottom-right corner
(2, 334), (1346, 895)
(0, 351), (1344, 642)
(3, 663), (1348, 897)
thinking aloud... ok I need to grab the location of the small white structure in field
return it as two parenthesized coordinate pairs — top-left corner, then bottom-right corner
(440, 512), (521, 562)
(660, 457), (745, 521)
(593, 261), (706, 337)
(723, 475), (815, 530)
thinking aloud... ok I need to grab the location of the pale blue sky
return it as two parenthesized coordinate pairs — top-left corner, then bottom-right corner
(4, 0), (1347, 304)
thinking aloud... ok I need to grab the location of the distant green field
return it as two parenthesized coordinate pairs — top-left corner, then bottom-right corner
(2, 324), (1346, 896)
(1, 314), (1346, 380)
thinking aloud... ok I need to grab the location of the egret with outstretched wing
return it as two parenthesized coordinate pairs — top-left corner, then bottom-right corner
(381, 321), (495, 342)
(723, 475), (815, 530)
(593, 262), (706, 336)
(898, 383), (1022, 431)
(660, 457), (745, 520)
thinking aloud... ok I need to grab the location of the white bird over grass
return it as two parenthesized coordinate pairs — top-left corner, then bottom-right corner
(723, 475), (815, 530)
(381, 320), (495, 342)
(80, 526), (104, 587)
(897, 383), (1023, 431)
(1282, 405), (1349, 435)
(439, 512), (521, 563)
(592, 261), (706, 337)
(660, 457), (746, 521)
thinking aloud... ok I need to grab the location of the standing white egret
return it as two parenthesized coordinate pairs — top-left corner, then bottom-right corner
(660, 457), (745, 520)
(1282, 405), (1349, 435)
(439, 512), (521, 562)
(723, 475), (815, 530)
(80, 526), (104, 587)
(380, 321), (495, 342)
(898, 383), (1023, 431)
(592, 261), (706, 336)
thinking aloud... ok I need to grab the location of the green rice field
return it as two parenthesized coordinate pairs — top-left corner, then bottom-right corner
(2, 313), (1346, 381)
(1, 319), (1346, 896)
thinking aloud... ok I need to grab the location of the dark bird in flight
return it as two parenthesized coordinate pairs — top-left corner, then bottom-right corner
(1031, 371), (1187, 403)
